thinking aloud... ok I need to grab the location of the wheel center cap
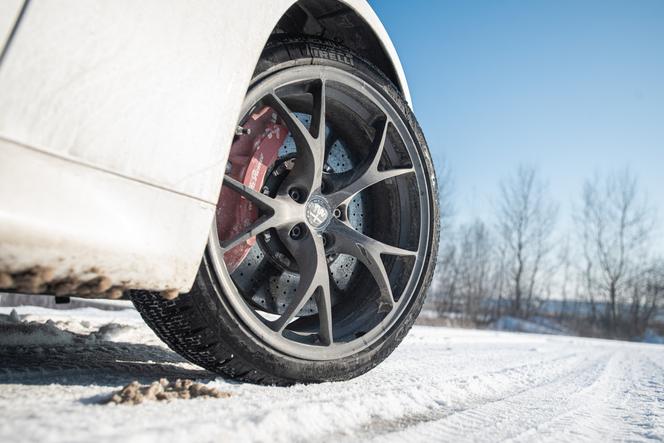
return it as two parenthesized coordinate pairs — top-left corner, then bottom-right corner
(305, 196), (332, 230)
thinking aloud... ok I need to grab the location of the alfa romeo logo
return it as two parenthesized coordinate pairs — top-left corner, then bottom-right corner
(306, 197), (331, 229)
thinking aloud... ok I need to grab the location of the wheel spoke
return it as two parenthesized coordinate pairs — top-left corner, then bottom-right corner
(326, 119), (414, 208)
(265, 82), (327, 195)
(219, 215), (273, 252)
(327, 219), (415, 308)
(265, 92), (314, 151)
(310, 80), (327, 142)
(314, 285), (333, 345)
(223, 176), (279, 212)
(220, 176), (295, 252)
(269, 227), (332, 342)
(308, 80), (327, 192)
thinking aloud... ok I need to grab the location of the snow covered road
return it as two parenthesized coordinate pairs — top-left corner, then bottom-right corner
(0, 306), (662, 442)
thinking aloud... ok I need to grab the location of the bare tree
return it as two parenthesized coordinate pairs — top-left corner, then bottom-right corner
(427, 162), (661, 341)
(431, 239), (459, 315)
(556, 234), (573, 320)
(577, 169), (655, 333)
(626, 259), (664, 336)
(496, 166), (558, 317)
(455, 220), (494, 321)
(490, 240), (510, 320)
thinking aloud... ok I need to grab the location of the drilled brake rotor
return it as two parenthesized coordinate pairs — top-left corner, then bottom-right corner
(221, 111), (366, 316)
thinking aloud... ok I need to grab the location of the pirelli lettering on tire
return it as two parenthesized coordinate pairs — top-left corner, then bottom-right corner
(310, 48), (354, 66)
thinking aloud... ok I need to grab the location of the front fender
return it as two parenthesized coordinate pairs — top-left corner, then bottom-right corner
(0, 0), (410, 294)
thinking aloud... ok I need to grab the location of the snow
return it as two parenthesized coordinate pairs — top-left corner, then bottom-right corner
(0, 307), (663, 443)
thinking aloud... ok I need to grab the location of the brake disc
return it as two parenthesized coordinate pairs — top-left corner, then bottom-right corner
(230, 112), (366, 316)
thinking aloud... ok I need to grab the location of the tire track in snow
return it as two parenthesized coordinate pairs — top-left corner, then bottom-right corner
(612, 353), (664, 441)
(328, 350), (608, 442)
(141, 345), (587, 443)
(355, 350), (613, 442)
(362, 347), (664, 443)
(510, 349), (664, 442)
(192, 351), (588, 443)
(509, 350), (628, 442)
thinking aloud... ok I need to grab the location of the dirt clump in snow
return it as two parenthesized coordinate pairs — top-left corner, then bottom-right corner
(105, 379), (231, 405)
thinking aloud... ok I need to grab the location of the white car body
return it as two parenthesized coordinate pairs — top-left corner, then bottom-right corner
(0, 0), (410, 294)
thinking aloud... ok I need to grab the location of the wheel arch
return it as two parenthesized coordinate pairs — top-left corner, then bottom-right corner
(270, 0), (412, 105)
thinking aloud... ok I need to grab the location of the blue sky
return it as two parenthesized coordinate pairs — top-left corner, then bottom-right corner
(369, 0), (664, 244)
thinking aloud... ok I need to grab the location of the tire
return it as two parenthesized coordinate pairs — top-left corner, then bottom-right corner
(131, 36), (439, 385)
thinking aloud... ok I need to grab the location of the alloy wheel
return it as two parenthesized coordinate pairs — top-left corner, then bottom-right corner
(208, 66), (433, 360)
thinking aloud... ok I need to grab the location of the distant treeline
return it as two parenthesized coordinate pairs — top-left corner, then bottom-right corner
(427, 165), (664, 340)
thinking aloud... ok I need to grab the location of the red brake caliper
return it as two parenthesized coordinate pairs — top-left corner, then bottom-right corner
(217, 106), (289, 272)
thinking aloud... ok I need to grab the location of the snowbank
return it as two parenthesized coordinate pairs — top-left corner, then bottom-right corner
(0, 307), (144, 347)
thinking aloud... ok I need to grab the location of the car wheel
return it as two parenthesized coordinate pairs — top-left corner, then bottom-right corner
(132, 37), (439, 385)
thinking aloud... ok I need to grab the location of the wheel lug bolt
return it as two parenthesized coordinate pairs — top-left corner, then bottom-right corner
(289, 188), (302, 202)
(289, 225), (303, 240)
(333, 208), (342, 219)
